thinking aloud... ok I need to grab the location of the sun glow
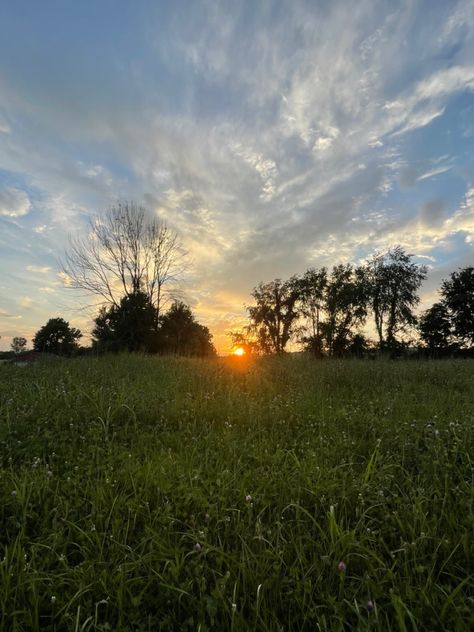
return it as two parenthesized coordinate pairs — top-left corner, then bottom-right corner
(233, 347), (246, 356)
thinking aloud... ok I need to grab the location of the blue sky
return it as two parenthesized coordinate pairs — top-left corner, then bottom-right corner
(0, 0), (473, 352)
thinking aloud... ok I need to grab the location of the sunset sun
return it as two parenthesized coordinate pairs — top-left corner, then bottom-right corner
(233, 347), (246, 356)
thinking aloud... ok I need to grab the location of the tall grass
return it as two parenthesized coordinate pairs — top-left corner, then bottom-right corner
(0, 355), (473, 630)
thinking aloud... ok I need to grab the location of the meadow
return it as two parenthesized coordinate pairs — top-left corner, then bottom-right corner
(0, 355), (473, 631)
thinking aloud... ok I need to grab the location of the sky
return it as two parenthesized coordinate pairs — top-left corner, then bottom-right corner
(0, 0), (473, 353)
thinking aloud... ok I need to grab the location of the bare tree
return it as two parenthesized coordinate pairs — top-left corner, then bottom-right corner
(62, 202), (187, 328)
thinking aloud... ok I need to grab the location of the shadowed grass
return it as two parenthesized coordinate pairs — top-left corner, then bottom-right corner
(0, 355), (473, 630)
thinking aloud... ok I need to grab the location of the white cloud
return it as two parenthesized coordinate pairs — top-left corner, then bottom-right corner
(0, 187), (31, 217)
(26, 265), (51, 273)
(231, 143), (278, 201)
(445, 186), (474, 237)
(416, 165), (451, 182)
(391, 106), (446, 137)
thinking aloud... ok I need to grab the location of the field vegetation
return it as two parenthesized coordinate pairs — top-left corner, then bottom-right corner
(0, 355), (473, 631)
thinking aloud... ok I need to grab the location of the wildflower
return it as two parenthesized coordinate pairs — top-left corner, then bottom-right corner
(51, 596), (56, 604)
(245, 494), (252, 502)
(367, 600), (374, 612)
(337, 561), (347, 573)
(11, 490), (17, 497)
(194, 542), (202, 552)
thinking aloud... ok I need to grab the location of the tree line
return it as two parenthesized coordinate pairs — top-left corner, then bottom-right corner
(22, 297), (215, 357)
(234, 248), (474, 357)
(3, 202), (473, 359)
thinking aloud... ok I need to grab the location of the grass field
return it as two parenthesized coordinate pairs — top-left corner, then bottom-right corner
(0, 355), (473, 631)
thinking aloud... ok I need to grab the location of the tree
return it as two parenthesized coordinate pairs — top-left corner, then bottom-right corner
(247, 277), (301, 354)
(62, 201), (186, 328)
(92, 290), (157, 352)
(320, 264), (368, 356)
(157, 302), (216, 356)
(11, 336), (28, 354)
(440, 267), (474, 346)
(365, 246), (427, 351)
(33, 318), (82, 355)
(298, 268), (327, 357)
(419, 302), (452, 351)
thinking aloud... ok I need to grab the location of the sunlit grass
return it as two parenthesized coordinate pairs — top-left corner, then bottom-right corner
(0, 355), (473, 630)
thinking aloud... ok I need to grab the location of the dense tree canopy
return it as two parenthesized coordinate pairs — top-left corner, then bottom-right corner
(33, 318), (82, 356)
(92, 297), (216, 356)
(419, 302), (452, 351)
(440, 267), (474, 346)
(92, 291), (157, 352)
(157, 302), (216, 356)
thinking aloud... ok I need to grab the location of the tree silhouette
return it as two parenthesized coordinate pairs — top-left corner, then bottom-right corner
(10, 336), (28, 354)
(247, 278), (301, 354)
(441, 267), (474, 347)
(419, 302), (452, 351)
(366, 246), (427, 351)
(92, 291), (157, 352)
(320, 264), (368, 357)
(298, 268), (327, 357)
(33, 318), (82, 355)
(157, 302), (216, 356)
(62, 201), (186, 328)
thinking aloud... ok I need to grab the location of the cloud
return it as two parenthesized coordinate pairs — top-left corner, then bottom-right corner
(0, 187), (31, 217)
(1, 0), (474, 351)
(391, 106), (446, 137)
(420, 199), (448, 226)
(26, 265), (52, 273)
(416, 166), (451, 182)
(18, 296), (34, 308)
(445, 186), (474, 238)
(0, 308), (22, 320)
